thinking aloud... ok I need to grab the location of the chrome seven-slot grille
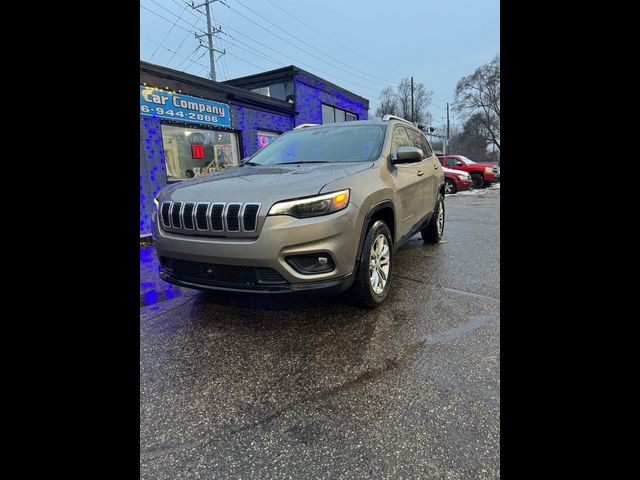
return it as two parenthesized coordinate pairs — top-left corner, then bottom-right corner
(160, 201), (261, 234)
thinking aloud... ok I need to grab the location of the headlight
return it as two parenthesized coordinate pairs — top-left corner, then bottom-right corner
(268, 189), (350, 218)
(458, 173), (470, 180)
(485, 167), (493, 174)
(153, 197), (160, 210)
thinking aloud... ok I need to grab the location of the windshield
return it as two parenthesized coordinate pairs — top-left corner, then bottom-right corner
(249, 125), (385, 165)
(459, 156), (476, 164)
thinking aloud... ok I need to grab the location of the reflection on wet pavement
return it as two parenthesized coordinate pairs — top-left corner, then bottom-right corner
(140, 245), (190, 308)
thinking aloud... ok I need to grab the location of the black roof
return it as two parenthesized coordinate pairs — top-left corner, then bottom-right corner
(223, 65), (369, 106)
(140, 61), (295, 115)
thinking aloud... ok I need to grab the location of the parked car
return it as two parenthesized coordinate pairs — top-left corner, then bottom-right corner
(443, 167), (473, 194)
(438, 154), (500, 188)
(152, 115), (445, 308)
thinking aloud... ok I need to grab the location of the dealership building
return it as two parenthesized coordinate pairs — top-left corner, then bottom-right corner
(140, 61), (370, 236)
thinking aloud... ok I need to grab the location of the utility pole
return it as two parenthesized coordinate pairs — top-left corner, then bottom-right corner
(192, 0), (225, 81)
(446, 102), (450, 155)
(411, 76), (414, 123)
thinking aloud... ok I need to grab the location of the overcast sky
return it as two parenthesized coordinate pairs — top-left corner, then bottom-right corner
(140, 0), (499, 127)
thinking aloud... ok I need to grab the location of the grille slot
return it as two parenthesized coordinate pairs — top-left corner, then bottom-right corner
(195, 203), (209, 230)
(161, 202), (171, 228)
(170, 202), (183, 228)
(210, 204), (225, 231)
(182, 202), (195, 230)
(243, 204), (260, 232)
(226, 204), (241, 231)
(166, 258), (287, 288)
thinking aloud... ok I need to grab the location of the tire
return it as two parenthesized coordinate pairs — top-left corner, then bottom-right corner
(444, 179), (457, 194)
(471, 173), (485, 189)
(351, 220), (394, 308)
(421, 193), (445, 243)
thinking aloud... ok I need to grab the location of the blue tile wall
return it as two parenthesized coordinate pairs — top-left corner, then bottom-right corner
(231, 106), (294, 158)
(140, 116), (167, 236)
(294, 72), (369, 125)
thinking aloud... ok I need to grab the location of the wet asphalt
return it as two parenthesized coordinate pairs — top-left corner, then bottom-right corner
(140, 186), (500, 479)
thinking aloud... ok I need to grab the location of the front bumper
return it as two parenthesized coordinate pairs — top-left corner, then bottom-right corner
(152, 203), (362, 292)
(159, 268), (354, 295)
(456, 178), (473, 191)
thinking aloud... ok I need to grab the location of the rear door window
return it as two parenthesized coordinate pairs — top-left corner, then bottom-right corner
(408, 129), (433, 158)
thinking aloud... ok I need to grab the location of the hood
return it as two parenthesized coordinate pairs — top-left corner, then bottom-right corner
(159, 162), (374, 204)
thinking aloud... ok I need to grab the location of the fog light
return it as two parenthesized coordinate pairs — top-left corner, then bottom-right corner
(286, 254), (335, 274)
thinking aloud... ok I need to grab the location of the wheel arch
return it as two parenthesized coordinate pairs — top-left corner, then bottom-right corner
(353, 201), (396, 274)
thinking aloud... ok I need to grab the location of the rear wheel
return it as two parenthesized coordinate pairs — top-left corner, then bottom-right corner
(351, 220), (393, 308)
(471, 173), (485, 188)
(444, 179), (457, 194)
(421, 194), (445, 243)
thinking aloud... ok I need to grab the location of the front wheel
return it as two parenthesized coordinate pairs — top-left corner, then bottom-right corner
(351, 220), (394, 308)
(421, 194), (445, 243)
(471, 173), (485, 188)
(444, 179), (457, 194)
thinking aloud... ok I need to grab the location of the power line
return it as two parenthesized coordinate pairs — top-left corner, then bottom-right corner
(261, 0), (407, 78)
(148, 4), (188, 61)
(216, 35), (282, 68)
(140, 4), (197, 35)
(171, 0), (206, 24)
(222, 2), (391, 89)
(214, 20), (385, 96)
(174, 43), (204, 69)
(141, 34), (209, 71)
(146, 0), (202, 32)
(225, 50), (273, 71)
(167, 29), (194, 65)
(234, 0), (396, 86)
(141, 1), (387, 96)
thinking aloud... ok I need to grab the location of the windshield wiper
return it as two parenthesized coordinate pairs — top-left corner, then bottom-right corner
(273, 161), (330, 165)
(241, 161), (260, 166)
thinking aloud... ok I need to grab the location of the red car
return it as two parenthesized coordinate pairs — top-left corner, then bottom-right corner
(438, 155), (500, 188)
(443, 167), (473, 194)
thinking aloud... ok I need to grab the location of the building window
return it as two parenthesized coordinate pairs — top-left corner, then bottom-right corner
(250, 81), (293, 101)
(322, 104), (335, 124)
(161, 124), (240, 181)
(251, 86), (270, 97)
(257, 131), (280, 149)
(321, 104), (358, 124)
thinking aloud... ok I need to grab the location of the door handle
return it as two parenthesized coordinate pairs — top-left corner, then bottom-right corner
(434, 164), (439, 169)
(417, 170), (424, 176)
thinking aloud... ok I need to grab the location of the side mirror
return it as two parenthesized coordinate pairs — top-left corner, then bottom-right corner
(456, 160), (463, 166)
(393, 146), (423, 164)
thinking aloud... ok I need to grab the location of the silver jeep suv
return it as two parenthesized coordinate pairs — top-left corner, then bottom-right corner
(152, 115), (445, 308)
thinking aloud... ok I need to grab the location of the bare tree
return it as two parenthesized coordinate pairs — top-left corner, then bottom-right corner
(454, 55), (500, 151)
(396, 78), (432, 125)
(374, 87), (399, 118)
(374, 79), (432, 125)
(449, 113), (495, 161)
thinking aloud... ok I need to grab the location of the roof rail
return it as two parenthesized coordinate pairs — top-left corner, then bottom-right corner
(294, 123), (319, 130)
(382, 114), (414, 126)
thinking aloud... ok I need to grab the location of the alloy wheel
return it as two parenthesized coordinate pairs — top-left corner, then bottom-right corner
(369, 234), (390, 294)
